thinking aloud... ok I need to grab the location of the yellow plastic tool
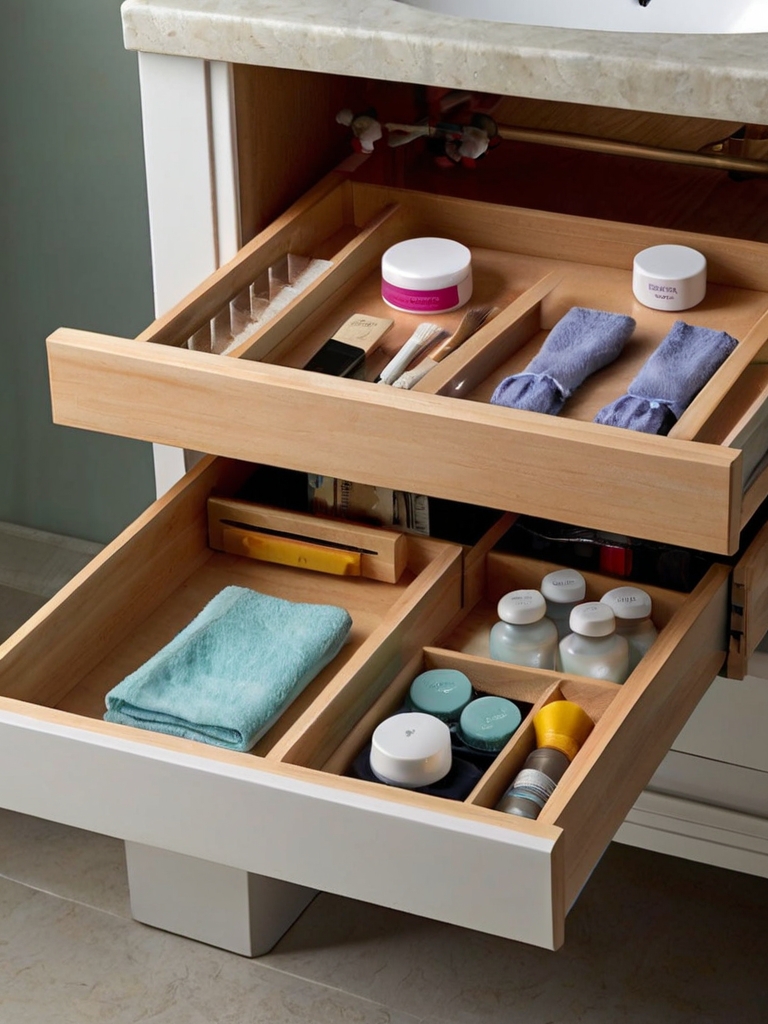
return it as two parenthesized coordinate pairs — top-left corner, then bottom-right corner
(208, 497), (407, 582)
(221, 525), (362, 576)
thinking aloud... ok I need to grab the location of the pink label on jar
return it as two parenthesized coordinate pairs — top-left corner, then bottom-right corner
(382, 280), (461, 312)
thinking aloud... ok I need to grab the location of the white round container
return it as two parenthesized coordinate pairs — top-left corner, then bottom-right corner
(369, 712), (452, 788)
(559, 602), (630, 684)
(489, 589), (558, 670)
(632, 244), (707, 311)
(381, 237), (473, 314)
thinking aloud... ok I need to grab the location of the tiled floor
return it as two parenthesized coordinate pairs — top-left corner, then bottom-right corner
(2, 524), (768, 1022)
(2, 808), (768, 1024)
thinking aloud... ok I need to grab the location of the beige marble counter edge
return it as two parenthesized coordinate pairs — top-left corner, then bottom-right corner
(121, 0), (768, 124)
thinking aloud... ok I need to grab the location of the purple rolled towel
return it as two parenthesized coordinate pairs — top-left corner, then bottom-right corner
(594, 320), (739, 435)
(490, 307), (636, 415)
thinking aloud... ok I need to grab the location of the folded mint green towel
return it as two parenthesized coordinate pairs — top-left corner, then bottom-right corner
(104, 586), (352, 751)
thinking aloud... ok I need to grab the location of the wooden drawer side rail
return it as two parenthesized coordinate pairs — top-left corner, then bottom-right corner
(136, 174), (351, 348)
(350, 183), (768, 292)
(540, 563), (731, 909)
(235, 202), (409, 364)
(265, 540), (464, 768)
(669, 309), (768, 448)
(741, 460), (768, 532)
(417, 272), (561, 397)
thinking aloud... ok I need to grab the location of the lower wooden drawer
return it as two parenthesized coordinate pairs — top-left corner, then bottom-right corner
(0, 456), (730, 949)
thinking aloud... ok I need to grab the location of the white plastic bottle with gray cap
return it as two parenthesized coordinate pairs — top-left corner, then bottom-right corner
(600, 586), (658, 675)
(489, 589), (558, 670)
(540, 567), (587, 652)
(559, 602), (630, 684)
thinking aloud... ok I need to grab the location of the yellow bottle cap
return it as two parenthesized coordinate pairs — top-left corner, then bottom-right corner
(533, 700), (594, 761)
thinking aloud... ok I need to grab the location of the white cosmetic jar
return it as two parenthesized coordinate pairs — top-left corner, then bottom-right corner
(381, 237), (473, 314)
(632, 244), (707, 311)
(369, 712), (452, 788)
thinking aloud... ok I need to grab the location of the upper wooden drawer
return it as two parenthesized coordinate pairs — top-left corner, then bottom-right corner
(0, 454), (731, 951)
(47, 175), (768, 555)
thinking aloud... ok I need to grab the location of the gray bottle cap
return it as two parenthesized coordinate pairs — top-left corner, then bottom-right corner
(541, 569), (586, 604)
(569, 602), (615, 637)
(600, 586), (652, 620)
(497, 589), (546, 625)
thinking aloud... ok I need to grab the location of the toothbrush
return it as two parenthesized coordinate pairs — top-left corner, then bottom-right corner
(391, 306), (499, 389)
(377, 322), (445, 385)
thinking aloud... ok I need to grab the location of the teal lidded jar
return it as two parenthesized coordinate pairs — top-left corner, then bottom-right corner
(458, 695), (522, 753)
(407, 668), (474, 723)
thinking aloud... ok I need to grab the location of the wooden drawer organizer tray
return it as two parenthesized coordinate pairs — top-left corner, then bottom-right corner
(47, 176), (768, 556)
(0, 458), (464, 760)
(0, 455), (731, 949)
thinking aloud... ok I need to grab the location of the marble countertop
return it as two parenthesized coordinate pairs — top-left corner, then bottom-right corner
(121, 0), (768, 124)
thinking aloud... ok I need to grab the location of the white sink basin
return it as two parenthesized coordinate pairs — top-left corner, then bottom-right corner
(396, 0), (768, 34)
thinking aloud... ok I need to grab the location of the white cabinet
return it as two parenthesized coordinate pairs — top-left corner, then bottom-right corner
(129, 52), (768, 885)
(3, 46), (767, 956)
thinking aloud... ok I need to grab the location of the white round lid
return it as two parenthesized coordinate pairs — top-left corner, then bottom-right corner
(600, 586), (652, 620)
(569, 601), (616, 637)
(369, 712), (452, 788)
(634, 244), (706, 281)
(497, 589), (547, 625)
(381, 237), (472, 291)
(540, 569), (586, 605)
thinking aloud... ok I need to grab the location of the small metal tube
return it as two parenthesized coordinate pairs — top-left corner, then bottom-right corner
(496, 124), (768, 177)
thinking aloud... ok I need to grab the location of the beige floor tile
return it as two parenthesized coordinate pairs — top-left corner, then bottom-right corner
(263, 842), (768, 1024)
(0, 876), (421, 1024)
(0, 810), (130, 918)
(1, 816), (767, 1022)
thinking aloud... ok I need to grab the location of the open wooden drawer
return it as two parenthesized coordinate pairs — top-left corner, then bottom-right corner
(46, 175), (768, 556)
(0, 454), (732, 950)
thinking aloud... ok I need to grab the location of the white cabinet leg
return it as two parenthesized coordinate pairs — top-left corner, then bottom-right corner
(125, 842), (317, 956)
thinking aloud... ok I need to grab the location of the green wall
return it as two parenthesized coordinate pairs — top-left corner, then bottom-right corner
(0, 1), (157, 544)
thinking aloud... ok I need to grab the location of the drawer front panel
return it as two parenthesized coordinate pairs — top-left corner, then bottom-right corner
(47, 329), (740, 554)
(0, 709), (562, 949)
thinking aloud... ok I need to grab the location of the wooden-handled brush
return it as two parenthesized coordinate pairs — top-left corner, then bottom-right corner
(391, 306), (499, 389)
(376, 321), (446, 385)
